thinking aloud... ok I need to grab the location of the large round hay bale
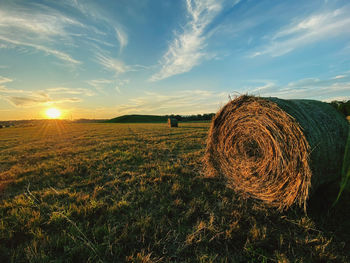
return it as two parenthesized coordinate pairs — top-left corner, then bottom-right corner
(168, 118), (178, 128)
(204, 95), (349, 210)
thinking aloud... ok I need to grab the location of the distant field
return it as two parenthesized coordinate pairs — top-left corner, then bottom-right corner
(1, 121), (350, 262)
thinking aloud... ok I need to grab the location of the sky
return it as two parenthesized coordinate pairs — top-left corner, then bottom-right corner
(0, 0), (350, 120)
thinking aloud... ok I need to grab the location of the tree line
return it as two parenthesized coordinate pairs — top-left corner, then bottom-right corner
(166, 113), (215, 122)
(329, 100), (350, 116)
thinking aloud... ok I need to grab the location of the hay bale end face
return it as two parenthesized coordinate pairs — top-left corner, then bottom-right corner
(168, 118), (178, 127)
(204, 95), (349, 210)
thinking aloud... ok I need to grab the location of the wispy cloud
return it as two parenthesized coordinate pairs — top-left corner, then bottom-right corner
(4, 95), (50, 107)
(100, 89), (228, 116)
(333, 75), (346, 79)
(0, 36), (81, 65)
(95, 52), (148, 76)
(247, 74), (350, 101)
(4, 95), (81, 107)
(96, 53), (129, 75)
(0, 2), (129, 67)
(87, 79), (113, 88)
(0, 76), (13, 85)
(150, 0), (226, 81)
(115, 79), (129, 94)
(87, 78), (129, 94)
(0, 78), (87, 107)
(46, 87), (95, 96)
(67, 0), (129, 53)
(252, 7), (350, 57)
(115, 27), (128, 53)
(0, 5), (84, 65)
(0, 87), (27, 94)
(0, 8), (83, 38)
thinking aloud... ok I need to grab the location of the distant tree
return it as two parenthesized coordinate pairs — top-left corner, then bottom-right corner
(330, 100), (350, 116)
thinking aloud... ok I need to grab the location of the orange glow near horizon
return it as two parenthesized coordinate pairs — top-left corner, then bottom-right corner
(45, 107), (61, 119)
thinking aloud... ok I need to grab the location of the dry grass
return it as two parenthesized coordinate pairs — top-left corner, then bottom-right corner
(1, 120), (350, 262)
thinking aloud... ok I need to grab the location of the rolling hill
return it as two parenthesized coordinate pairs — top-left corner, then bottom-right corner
(106, 114), (168, 123)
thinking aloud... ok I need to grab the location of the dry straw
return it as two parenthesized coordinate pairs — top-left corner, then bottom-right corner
(204, 95), (349, 210)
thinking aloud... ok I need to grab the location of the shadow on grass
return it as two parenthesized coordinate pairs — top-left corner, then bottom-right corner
(308, 182), (350, 250)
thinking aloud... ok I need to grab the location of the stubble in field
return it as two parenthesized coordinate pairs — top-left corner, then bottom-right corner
(0, 121), (349, 262)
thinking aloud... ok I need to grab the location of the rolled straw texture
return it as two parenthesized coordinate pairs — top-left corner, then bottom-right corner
(204, 95), (349, 210)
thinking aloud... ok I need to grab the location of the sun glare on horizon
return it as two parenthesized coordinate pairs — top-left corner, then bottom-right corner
(45, 108), (61, 119)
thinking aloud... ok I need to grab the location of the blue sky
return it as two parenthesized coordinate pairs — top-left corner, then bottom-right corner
(0, 0), (350, 120)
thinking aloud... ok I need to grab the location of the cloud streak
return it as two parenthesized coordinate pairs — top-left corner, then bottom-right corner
(0, 36), (81, 65)
(96, 53), (129, 75)
(150, 0), (224, 81)
(252, 7), (350, 57)
(0, 78), (90, 107)
(115, 27), (128, 53)
(247, 74), (350, 101)
(0, 5), (84, 65)
(0, 76), (13, 85)
(46, 87), (95, 96)
(4, 95), (81, 107)
(101, 89), (228, 116)
(67, 0), (129, 53)
(0, 2), (129, 67)
(0, 8), (83, 38)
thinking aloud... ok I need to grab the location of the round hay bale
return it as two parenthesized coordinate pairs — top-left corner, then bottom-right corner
(204, 95), (349, 210)
(168, 118), (178, 128)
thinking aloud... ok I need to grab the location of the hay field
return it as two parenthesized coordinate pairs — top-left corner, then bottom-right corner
(1, 121), (350, 262)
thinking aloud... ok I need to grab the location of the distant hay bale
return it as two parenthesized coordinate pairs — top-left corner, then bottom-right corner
(168, 118), (178, 128)
(204, 95), (349, 210)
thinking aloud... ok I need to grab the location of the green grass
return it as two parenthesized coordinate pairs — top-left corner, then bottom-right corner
(1, 121), (350, 262)
(335, 127), (350, 205)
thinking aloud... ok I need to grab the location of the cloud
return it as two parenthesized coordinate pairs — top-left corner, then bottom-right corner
(0, 6), (83, 65)
(95, 52), (148, 76)
(0, 87), (27, 94)
(252, 7), (350, 57)
(0, 76), (13, 85)
(0, 2), (128, 67)
(0, 1), (135, 79)
(46, 87), (95, 96)
(333, 75), (346, 79)
(115, 27), (128, 52)
(4, 95), (50, 107)
(3, 94), (81, 107)
(0, 79), (86, 107)
(87, 79), (114, 93)
(87, 79), (113, 87)
(247, 74), (350, 101)
(150, 0), (225, 81)
(0, 36), (81, 65)
(0, 84), (94, 97)
(87, 78), (129, 94)
(66, 0), (129, 53)
(0, 8), (83, 38)
(96, 53), (129, 75)
(115, 79), (129, 94)
(103, 89), (228, 116)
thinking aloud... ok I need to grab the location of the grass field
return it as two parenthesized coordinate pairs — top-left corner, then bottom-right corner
(1, 121), (350, 262)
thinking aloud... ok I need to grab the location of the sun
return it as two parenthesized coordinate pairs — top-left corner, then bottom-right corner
(45, 107), (61, 119)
